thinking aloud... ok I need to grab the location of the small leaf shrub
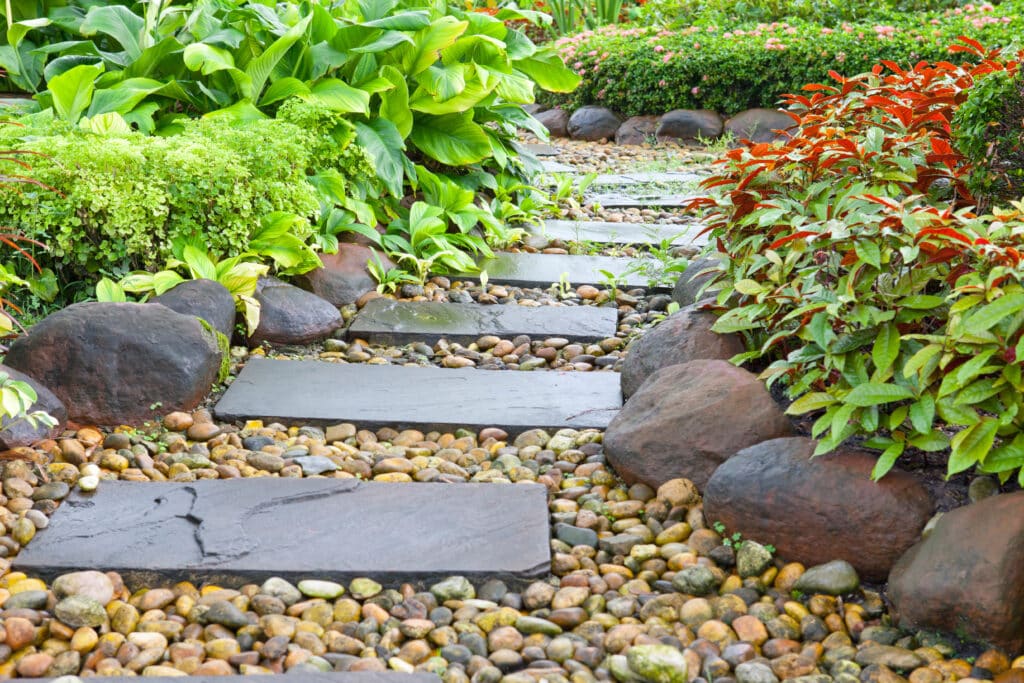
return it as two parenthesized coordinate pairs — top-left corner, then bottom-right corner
(542, 3), (1021, 115)
(692, 39), (1024, 482)
(0, 114), (372, 279)
(952, 66), (1024, 207)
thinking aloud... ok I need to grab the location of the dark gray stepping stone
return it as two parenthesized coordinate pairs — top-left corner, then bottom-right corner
(589, 171), (704, 186)
(522, 142), (559, 156)
(454, 252), (669, 290)
(586, 191), (696, 208)
(48, 676), (437, 683)
(214, 358), (621, 431)
(540, 160), (576, 173)
(536, 220), (707, 247)
(347, 298), (617, 345)
(15, 478), (550, 588)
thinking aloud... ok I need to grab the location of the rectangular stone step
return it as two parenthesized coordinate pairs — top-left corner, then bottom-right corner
(15, 478), (551, 588)
(521, 142), (559, 156)
(586, 190), (697, 209)
(455, 252), (669, 290)
(589, 171), (704, 186)
(540, 160), (576, 173)
(347, 299), (617, 345)
(214, 358), (621, 432)
(535, 220), (707, 247)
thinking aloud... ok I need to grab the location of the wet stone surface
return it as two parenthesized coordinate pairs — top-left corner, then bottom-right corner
(534, 220), (706, 247)
(452, 253), (669, 290)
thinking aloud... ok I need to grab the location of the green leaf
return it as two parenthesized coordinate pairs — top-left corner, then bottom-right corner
(965, 293), (1024, 335)
(899, 295), (946, 310)
(843, 382), (914, 407)
(88, 77), (164, 117)
(183, 43), (237, 75)
(903, 343), (942, 378)
(260, 77), (311, 106)
(854, 241), (881, 270)
(404, 17), (468, 76)
(908, 394), (935, 433)
(152, 271), (185, 295)
(908, 429), (949, 451)
(872, 322), (900, 376)
(80, 5), (145, 61)
(48, 62), (104, 122)
(871, 441), (905, 481)
(305, 78), (371, 114)
(203, 99), (268, 122)
(785, 392), (836, 415)
(409, 112), (490, 165)
(949, 417), (999, 475)
(514, 52), (581, 92)
(183, 245), (217, 281)
(379, 65), (412, 139)
(979, 433), (1024, 474)
(355, 118), (406, 198)
(244, 14), (313, 103)
(95, 277), (126, 302)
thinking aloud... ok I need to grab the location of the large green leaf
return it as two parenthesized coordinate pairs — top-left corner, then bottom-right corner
(355, 118), (406, 198)
(409, 73), (491, 115)
(260, 77), (311, 105)
(379, 65), (412, 139)
(80, 5), (146, 62)
(183, 43), (237, 75)
(48, 62), (104, 122)
(305, 78), (370, 114)
(949, 417), (999, 475)
(404, 17), (467, 76)
(409, 112), (490, 165)
(244, 14), (313, 102)
(416, 63), (466, 101)
(965, 293), (1024, 335)
(88, 77), (164, 116)
(843, 382), (914, 407)
(514, 52), (581, 92)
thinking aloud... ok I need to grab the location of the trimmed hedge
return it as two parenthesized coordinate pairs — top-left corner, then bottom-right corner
(540, 3), (1022, 115)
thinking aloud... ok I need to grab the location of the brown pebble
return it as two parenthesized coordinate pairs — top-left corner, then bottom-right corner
(16, 652), (53, 677)
(195, 660), (234, 676)
(5, 616), (36, 650)
(978, 651), (1011, 675)
(163, 412), (194, 432)
(187, 422), (221, 442)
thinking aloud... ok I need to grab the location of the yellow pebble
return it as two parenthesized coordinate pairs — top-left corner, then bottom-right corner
(200, 584), (224, 596)
(1, 572), (27, 589)
(71, 627), (99, 653)
(244, 421), (264, 431)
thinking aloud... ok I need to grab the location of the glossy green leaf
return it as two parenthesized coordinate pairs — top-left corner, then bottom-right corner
(949, 417), (998, 475)
(843, 382), (914, 407)
(965, 293), (1024, 335)
(409, 112), (490, 165)
(355, 118), (406, 198)
(48, 62), (104, 122)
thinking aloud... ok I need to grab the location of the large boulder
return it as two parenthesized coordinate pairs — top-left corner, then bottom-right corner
(250, 277), (342, 347)
(151, 279), (237, 340)
(620, 306), (744, 398)
(656, 109), (724, 143)
(0, 365), (66, 449)
(725, 108), (796, 143)
(605, 360), (793, 489)
(888, 491), (1024, 652)
(704, 437), (934, 581)
(568, 106), (622, 142)
(535, 108), (570, 138)
(616, 116), (661, 146)
(296, 244), (392, 307)
(672, 258), (723, 307)
(5, 302), (222, 425)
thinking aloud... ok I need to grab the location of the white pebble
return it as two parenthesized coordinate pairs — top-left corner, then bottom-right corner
(81, 464), (100, 478)
(78, 476), (99, 492)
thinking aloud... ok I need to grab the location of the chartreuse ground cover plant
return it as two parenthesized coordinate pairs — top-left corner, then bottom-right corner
(0, 0), (580, 289)
(543, 2), (1021, 115)
(689, 38), (1024, 483)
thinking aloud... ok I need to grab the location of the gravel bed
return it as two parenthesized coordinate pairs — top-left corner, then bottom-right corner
(0, 416), (1014, 679)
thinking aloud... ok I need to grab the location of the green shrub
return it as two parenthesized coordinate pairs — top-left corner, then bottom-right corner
(693, 42), (1024, 482)
(0, 114), (371, 279)
(542, 3), (1021, 115)
(952, 66), (1024, 207)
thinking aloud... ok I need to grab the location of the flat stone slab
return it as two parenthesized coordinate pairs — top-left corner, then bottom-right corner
(521, 142), (559, 156)
(455, 252), (668, 290)
(589, 171), (704, 186)
(40, 675), (438, 683)
(540, 160), (576, 173)
(347, 298), (617, 345)
(215, 358), (621, 431)
(15, 478), (551, 588)
(535, 220), (707, 247)
(586, 191), (697, 208)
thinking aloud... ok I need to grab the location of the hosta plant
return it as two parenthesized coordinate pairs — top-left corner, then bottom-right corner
(691, 38), (1024, 483)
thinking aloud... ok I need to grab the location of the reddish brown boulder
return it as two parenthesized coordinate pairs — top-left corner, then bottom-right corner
(725, 108), (797, 143)
(656, 109), (724, 143)
(888, 491), (1024, 652)
(615, 116), (661, 146)
(535, 108), (570, 138)
(620, 306), (744, 397)
(4, 302), (221, 425)
(296, 244), (393, 307)
(605, 360), (793, 489)
(250, 277), (342, 347)
(704, 437), (933, 581)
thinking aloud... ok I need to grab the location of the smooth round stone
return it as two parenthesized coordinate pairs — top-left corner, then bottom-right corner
(55, 595), (107, 628)
(4, 590), (48, 610)
(431, 576), (474, 602)
(32, 481), (70, 501)
(298, 580), (345, 599)
(261, 577), (302, 606)
(793, 561), (859, 596)
(515, 616), (562, 636)
(627, 644), (688, 683)
(53, 570), (115, 605)
(292, 456), (339, 475)
(204, 601), (250, 630)
(349, 578), (383, 600)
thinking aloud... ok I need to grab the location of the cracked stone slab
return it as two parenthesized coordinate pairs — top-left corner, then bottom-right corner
(15, 478), (551, 588)
(347, 299), (617, 345)
(533, 220), (707, 247)
(41, 675), (438, 683)
(585, 191), (697, 208)
(214, 358), (621, 432)
(452, 253), (669, 290)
